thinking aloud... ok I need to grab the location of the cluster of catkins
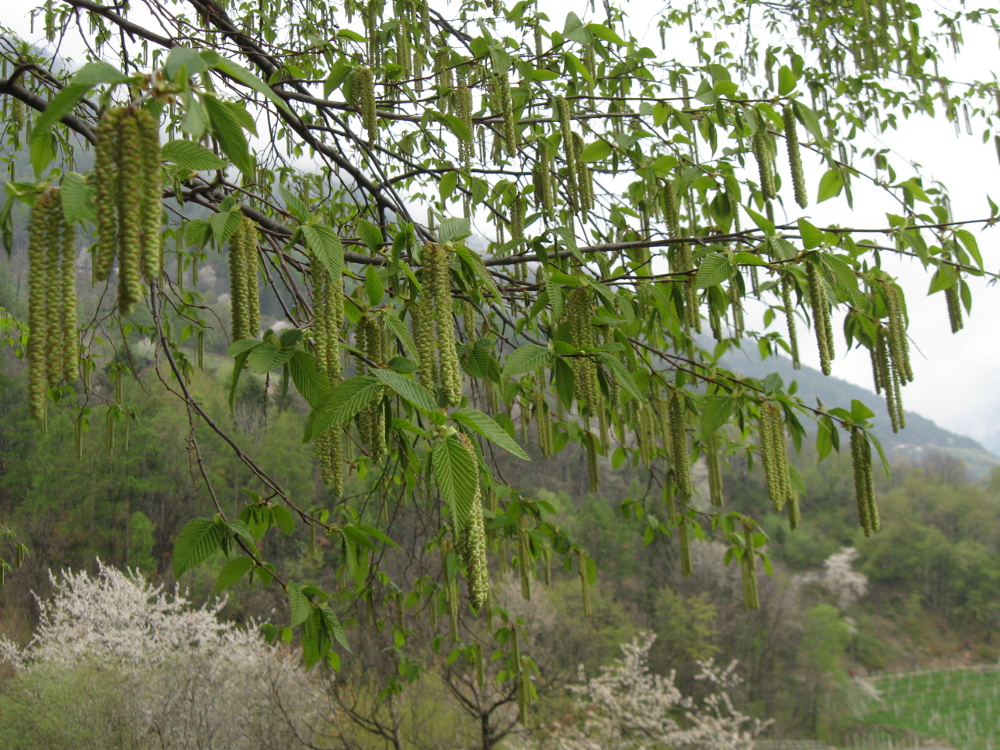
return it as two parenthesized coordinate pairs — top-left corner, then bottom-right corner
(759, 402), (800, 530)
(751, 106), (808, 209)
(533, 370), (554, 458)
(27, 189), (78, 421)
(228, 216), (260, 341)
(413, 243), (463, 405)
(566, 287), (600, 417)
(352, 67), (378, 144)
(554, 96), (594, 214)
(851, 427), (879, 536)
(871, 280), (913, 433)
(93, 107), (161, 316)
(355, 314), (389, 461)
(313, 255), (345, 495)
(741, 526), (760, 609)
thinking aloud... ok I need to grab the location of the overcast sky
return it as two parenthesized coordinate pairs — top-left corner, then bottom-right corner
(5, 0), (1000, 445)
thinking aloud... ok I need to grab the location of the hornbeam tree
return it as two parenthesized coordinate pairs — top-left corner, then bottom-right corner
(0, 0), (997, 697)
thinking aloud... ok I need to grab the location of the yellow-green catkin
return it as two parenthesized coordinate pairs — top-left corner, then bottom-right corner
(424, 244), (462, 405)
(412, 298), (439, 389)
(442, 541), (460, 642)
(585, 431), (600, 493)
(807, 261), (834, 375)
(662, 180), (681, 239)
(555, 96), (579, 208)
(678, 516), (692, 577)
(43, 197), (64, 389)
(577, 549), (592, 617)
(313, 250), (345, 496)
(851, 427), (879, 536)
(535, 370), (553, 458)
(60, 215), (78, 383)
(883, 281), (913, 384)
(566, 288), (600, 417)
(27, 192), (53, 420)
(135, 107), (161, 282)
(116, 112), (144, 316)
(229, 219), (249, 341)
(354, 67), (378, 144)
(706, 432), (724, 507)
(781, 276), (801, 370)
(534, 141), (555, 217)
(242, 218), (260, 337)
(93, 108), (122, 283)
(753, 127), (776, 201)
(759, 402), (793, 512)
(496, 73), (516, 156)
(517, 514), (531, 602)
(668, 392), (693, 499)
(945, 283), (963, 333)
(456, 84), (475, 169)
(872, 326), (905, 433)
(458, 434), (490, 612)
(783, 105), (808, 209)
(741, 527), (760, 610)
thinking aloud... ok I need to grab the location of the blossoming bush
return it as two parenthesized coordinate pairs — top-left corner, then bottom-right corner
(0, 562), (327, 750)
(509, 632), (770, 750)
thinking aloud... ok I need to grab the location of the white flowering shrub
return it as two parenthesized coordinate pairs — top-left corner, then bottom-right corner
(0, 562), (327, 750)
(509, 633), (770, 750)
(797, 547), (869, 609)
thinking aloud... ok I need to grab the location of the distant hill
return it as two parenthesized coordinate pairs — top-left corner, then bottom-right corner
(720, 346), (1000, 480)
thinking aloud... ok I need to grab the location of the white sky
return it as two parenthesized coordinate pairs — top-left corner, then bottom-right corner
(5, 0), (1000, 444)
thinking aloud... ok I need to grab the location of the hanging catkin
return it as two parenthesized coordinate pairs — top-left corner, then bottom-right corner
(566, 288), (600, 417)
(806, 260), (834, 375)
(759, 402), (794, 512)
(783, 105), (808, 209)
(313, 250), (345, 496)
(534, 141), (555, 217)
(423, 244), (463, 405)
(458, 434), (490, 611)
(555, 96), (579, 208)
(496, 73), (516, 156)
(741, 527), (760, 609)
(585, 431), (600, 493)
(354, 67), (378, 144)
(706, 432), (724, 507)
(752, 127), (776, 201)
(668, 392), (693, 499)
(781, 276), (801, 369)
(883, 280), (913, 383)
(517, 514), (531, 601)
(851, 427), (879, 536)
(92, 106), (163, 314)
(945, 283), (963, 333)
(27, 192), (53, 420)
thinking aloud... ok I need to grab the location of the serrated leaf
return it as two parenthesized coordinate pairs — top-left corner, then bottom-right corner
(699, 395), (736, 439)
(578, 139), (612, 162)
(31, 62), (130, 175)
(303, 225), (344, 281)
(370, 368), (438, 413)
(214, 557), (254, 592)
(777, 65), (797, 95)
(289, 351), (330, 408)
(438, 217), (472, 243)
(200, 49), (292, 114)
(354, 524), (400, 549)
(365, 266), (384, 306)
(817, 169), (843, 203)
(272, 504), (296, 536)
(247, 341), (293, 373)
(304, 375), (382, 442)
(694, 253), (733, 288)
(432, 434), (479, 533)
(211, 208), (243, 246)
(357, 219), (384, 253)
(162, 139), (228, 171)
(503, 344), (552, 378)
(173, 518), (225, 578)
(203, 94), (254, 176)
(851, 399), (875, 422)
(186, 218), (211, 247)
(288, 583), (311, 627)
(383, 312), (418, 360)
(797, 218), (824, 249)
(600, 355), (644, 403)
(60, 173), (95, 224)
(453, 408), (530, 460)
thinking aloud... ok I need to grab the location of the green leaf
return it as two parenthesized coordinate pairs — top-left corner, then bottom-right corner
(357, 219), (384, 253)
(302, 225), (344, 280)
(173, 518), (225, 577)
(304, 376), (382, 442)
(503, 344), (552, 378)
(438, 217), (472, 243)
(200, 49), (293, 114)
(851, 399), (875, 422)
(777, 65), (797, 95)
(214, 557), (254, 592)
(162, 139), (228, 171)
(817, 169), (844, 203)
(365, 266), (384, 306)
(60, 173), (95, 224)
(694, 253), (733, 288)
(797, 218), (824, 249)
(203, 94), (255, 176)
(165, 46), (209, 80)
(578, 139), (612, 162)
(599, 355), (644, 403)
(699, 395), (736, 439)
(354, 524), (400, 549)
(272, 504), (296, 536)
(585, 22), (625, 45)
(432, 435), (479, 533)
(288, 583), (311, 627)
(370, 369), (438, 413)
(289, 351), (330, 408)
(247, 341), (293, 373)
(31, 62), (130, 175)
(383, 312), (418, 361)
(453, 408), (530, 460)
